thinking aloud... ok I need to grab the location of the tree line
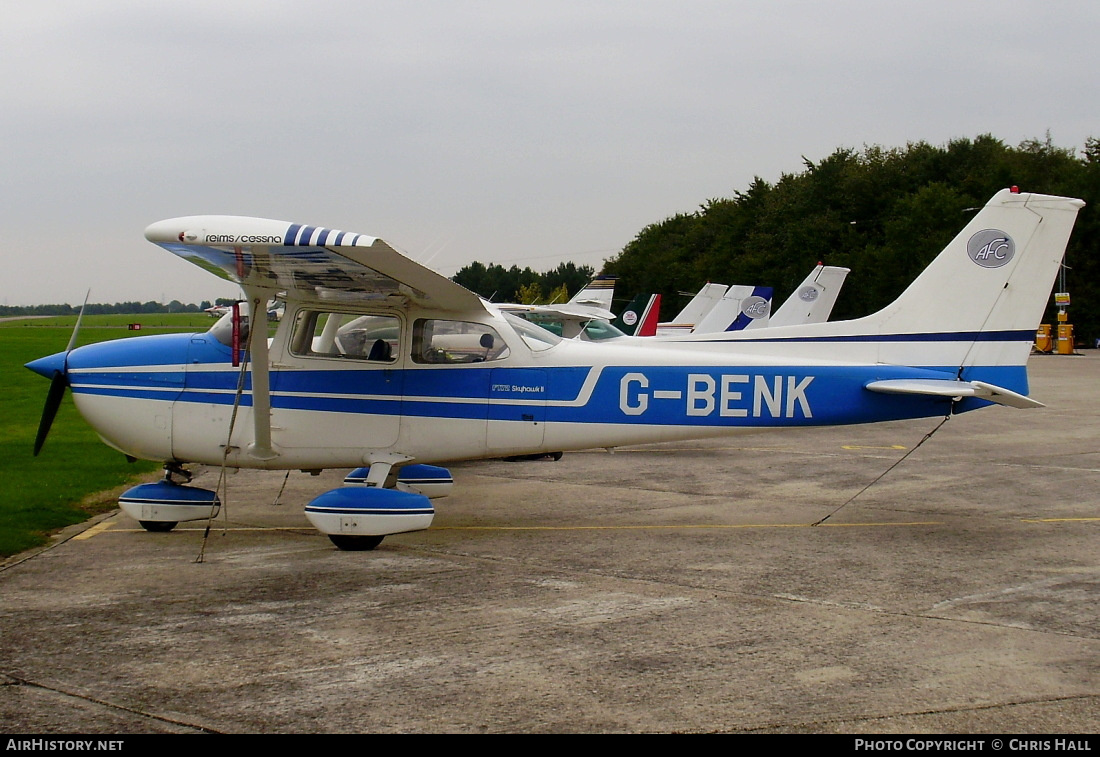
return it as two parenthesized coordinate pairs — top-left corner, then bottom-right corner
(600, 134), (1100, 342)
(452, 134), (1098, 341)
(12, 136), (1096, 342)
(0, 300), (225, 317)
(451, 261), (596, 305)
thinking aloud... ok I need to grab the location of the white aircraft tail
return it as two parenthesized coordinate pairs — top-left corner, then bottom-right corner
(684, 189), (1083, 403)
(693, 285), (773, 333)
(668, 282), (727, 327)
(568, 275), (617, 310)
(754, 189), (1082, 397)
(859, 189), (1080, 341)
(769, 265), (849, 328)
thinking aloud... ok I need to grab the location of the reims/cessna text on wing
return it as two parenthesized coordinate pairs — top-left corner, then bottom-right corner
(26, 189), (1083, 550)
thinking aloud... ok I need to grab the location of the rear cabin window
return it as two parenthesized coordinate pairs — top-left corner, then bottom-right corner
(411, 320), (510, 364)
(290, 311), (400, 362)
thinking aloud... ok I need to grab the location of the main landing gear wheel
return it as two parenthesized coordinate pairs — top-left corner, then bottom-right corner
(329, 534), (385, 551)
(139, 521), (177, 532)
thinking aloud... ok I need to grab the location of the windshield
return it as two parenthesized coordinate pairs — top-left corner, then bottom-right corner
(582, 320), (627, 341)
(208, 310), (248, 347)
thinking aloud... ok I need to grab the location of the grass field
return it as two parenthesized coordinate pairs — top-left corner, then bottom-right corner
(0, 314), (213, 557)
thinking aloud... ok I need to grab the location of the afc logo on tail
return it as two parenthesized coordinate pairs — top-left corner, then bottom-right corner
(968, 229), (1015, 268)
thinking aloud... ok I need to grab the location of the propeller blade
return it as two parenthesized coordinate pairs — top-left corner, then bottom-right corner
(65, 289), (90, 354)
(33, 371), (69, 456)
(31, 291), (89, 456)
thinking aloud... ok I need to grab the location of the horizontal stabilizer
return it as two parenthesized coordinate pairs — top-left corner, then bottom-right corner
(864, 378), (1044, 409)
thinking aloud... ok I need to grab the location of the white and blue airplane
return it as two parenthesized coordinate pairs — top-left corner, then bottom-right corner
(26, 188), (1083, 550)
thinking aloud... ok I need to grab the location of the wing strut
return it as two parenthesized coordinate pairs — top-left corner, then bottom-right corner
(245, 287), (277, 460)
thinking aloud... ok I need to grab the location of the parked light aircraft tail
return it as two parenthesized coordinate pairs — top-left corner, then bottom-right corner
(768, 265), (849, 328)
(26, 188), (1083, 550)
(612, 293), (662, 336)
(691, 285), (773, 333)
(657, 267), (839, 336)
(566, 274), (617, 311)
(656, 282), (727, 335)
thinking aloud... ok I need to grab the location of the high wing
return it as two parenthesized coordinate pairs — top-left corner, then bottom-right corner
(145, 215), (485, 461)
(503, 302), (616, 321)
(144, 216), (485, 312)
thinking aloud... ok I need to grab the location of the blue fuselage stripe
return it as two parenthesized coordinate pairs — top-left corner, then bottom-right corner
(704, 329), (1034, 344)
(59, 329), (1033, 430)
(67, 362), (1027, 428)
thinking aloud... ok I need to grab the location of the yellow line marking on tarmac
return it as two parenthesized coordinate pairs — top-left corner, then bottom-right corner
(87, 522), (943, 537)
(434, 521), (944, 532)
(1020, 517), (1100, 523)
(86, 519), (1099, 538)
(994, 463), (1100, 473)
(576, 443), (910, 455)
(93, 526), (318, 535)
(72, 521), (116, 540)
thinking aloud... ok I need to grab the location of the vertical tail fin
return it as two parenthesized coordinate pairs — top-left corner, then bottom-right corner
(693, 285), (773, 333)
(869, 190), (1081, 333)
(659, 283), (728, 333)
(568, 275), (617, 310)
(769, 265), (850, 327)
(614, 293), (662, 336)
(739, 189), (1086, 395)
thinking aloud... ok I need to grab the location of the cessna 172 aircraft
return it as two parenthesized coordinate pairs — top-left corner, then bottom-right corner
(26, 188), (1083, 550)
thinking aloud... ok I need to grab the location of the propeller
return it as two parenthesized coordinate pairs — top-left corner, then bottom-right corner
(30, 292), (88, 456)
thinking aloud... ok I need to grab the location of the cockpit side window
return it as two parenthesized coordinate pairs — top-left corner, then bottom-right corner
(411, 320), (510, 364)
(290, 311), (400, 362)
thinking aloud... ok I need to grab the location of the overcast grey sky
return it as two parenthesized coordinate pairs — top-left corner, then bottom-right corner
(2, 1), (1097, 306)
